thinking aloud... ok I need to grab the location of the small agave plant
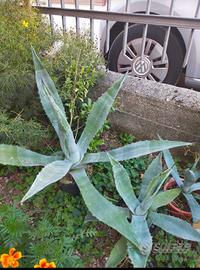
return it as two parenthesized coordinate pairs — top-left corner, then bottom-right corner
(74, 153), (200, 268)
(162, 146), (200, 225)
(0, 48), (191, 205)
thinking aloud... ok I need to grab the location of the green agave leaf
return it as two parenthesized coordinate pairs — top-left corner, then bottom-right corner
(106, 237), (127, 268)
(140, 168), (171, 203)
(21, 160), (72, 203)
(31, 47), (65, 114)
(77, 74), (126, 158)
(139, 153), (162, 202)
(184, 193), (200, 223)
(151, 188), (181, 211)
(183, 169), (198, 192)
(31, 47), (79, 162)
(81, 140), (192, 164)
(131, 215), (152, 255)
(189, 183), (200, 193)
(159, 136), (183, 187)
(151, 212), (200, 242)
(71, 168), (140, 250)
(127, 241), (149, 268)
(135, 197), (154, 216)
(0, 144), (60, 167)
(109, 154), (139, 213)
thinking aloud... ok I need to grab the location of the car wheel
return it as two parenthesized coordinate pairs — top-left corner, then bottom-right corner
(108, 24), (185, 85)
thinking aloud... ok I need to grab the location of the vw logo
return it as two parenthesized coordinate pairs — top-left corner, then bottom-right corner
(132, 57), (152, 76)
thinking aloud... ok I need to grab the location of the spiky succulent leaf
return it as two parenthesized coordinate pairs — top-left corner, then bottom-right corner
(189, 183), (200, 192)
(131, 215), (152, 255)
(21, 160), (72, 203)
(183, 169), (198, 192)
(109, 154), (139, 213)
(151, 212), (200, 241)
(126, 215), (152, 267)
(140, 168), (171, 202)
(127, 241), (149, 268)
(160, 138), (183, 187)
(106, 237), (127, 268)
(77, 74), (126, 158)
(191, 157), (200, 171)
(71, 168), (140, 250)
(190, 160), (200, 191)
(81, 140), (192, 164)
(135, 197), (154, 216)
(31, 48), (79, 162)
(139, 153), (162, 201)
(184, 193), (200, 223)
(0, 144), (60, 167)
(151, 188), (181, 211)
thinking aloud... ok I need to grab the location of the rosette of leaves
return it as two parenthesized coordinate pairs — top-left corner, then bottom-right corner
(161, 144), (200, 226)
(79, 153), (200, 268)
(0, 48), (192, 250)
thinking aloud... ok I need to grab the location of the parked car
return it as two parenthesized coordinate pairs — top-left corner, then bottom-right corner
(98, 0), (200, 88)
(36, 0), (200, 89)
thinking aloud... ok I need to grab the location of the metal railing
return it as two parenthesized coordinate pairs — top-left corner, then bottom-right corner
(33, 0), (200, 70)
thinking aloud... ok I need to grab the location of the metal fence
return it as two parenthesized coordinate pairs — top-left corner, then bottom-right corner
(33, 0), (200, 83)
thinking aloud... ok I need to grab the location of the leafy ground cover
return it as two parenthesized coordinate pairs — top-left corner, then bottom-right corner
(0, 129), (199, 268)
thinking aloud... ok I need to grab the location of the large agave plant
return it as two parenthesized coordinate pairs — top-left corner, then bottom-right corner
(162, 145), (200, 225)
(0, 49), (192, 255)
(71, 153), (200, 268)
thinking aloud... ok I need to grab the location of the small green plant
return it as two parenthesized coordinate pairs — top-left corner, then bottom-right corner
(0, 111), (51, 151)
(81, 153), (200, 268)
(46, 31), (104, 137)
(119, 133), (136, 145)
(0, 204), (29, 248)
(162, 146), (200, 225)
(149, 230), (200, 268)
(0, 204), (83, 267)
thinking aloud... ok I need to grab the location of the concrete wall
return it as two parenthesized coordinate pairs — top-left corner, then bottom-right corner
(92, 71), (200, 150)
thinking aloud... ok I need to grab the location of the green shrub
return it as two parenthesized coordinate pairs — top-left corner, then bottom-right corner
(0, 0), (54, 115)
(0, 1), (104, 143)
(0, 111), (51, 151)
(46, 31), (104, 136)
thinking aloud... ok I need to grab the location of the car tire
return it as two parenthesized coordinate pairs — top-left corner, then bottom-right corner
(108, 24), (185, 85)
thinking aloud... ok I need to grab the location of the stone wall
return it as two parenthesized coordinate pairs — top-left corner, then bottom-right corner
(92, 71), (200, 152)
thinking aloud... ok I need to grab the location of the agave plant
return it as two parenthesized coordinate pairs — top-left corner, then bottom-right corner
(0, 48), (191, 205)
(71, 153), (200, 268)
(162, 145), (200, 225)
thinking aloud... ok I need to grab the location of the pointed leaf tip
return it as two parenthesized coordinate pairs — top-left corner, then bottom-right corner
(21, 160), (72, 203)
(31, 47), (43, 71)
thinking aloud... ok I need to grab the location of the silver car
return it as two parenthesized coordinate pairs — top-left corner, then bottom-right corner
(97, 0), (200, 88)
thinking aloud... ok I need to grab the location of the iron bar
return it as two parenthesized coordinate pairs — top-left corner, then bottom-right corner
(161, 0), (175, 62)
(61, 0), (66, 32)
(141, 0), (151, 57)
(122, 0), (130, 55)
(75, 0), (80, 35)
(183, 0), (200, 67)
(35, 6), (200, 30)
(105, 0), (111, 53)
(90, 0), (94, 40)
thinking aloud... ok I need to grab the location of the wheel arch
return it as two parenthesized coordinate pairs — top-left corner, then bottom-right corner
(106, 13), (186, 60)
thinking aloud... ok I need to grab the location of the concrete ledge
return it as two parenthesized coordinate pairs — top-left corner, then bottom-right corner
(92, 71), (200, 146)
